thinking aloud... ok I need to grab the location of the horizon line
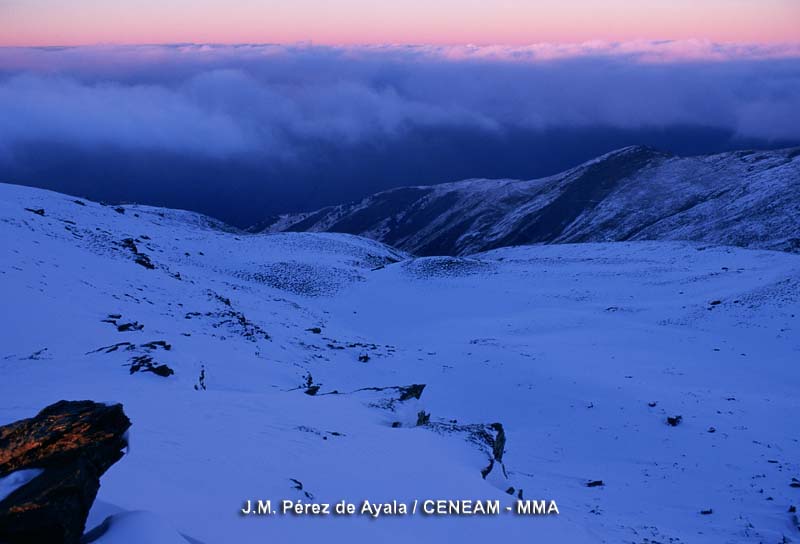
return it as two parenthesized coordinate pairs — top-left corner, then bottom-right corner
(3, 38), (800, 48)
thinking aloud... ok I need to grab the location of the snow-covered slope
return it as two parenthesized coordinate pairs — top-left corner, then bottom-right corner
(1, 182), (799, 543)
(260, 146), (800, 255)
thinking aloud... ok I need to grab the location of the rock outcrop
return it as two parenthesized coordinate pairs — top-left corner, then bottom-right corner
(0, 400), (131, 544)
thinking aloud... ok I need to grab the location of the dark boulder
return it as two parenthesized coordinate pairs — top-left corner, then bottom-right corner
(489, 423), (506, 463)
(0, 400), (131, 544)
(479, 422), (507, 479)
(304, 385), (320, 396)
(398, 384), (426, 402)
(128, 355), (174, 377)
(666, 415), (683, 427)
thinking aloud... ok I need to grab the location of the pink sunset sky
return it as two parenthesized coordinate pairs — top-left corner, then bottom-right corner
(1, 0), (799, 47)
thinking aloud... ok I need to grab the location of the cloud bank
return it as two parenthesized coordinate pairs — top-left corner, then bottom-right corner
(1, 41), (799, 160)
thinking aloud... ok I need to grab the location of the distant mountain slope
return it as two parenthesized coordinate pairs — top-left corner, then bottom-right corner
(258, 146), (800, 255)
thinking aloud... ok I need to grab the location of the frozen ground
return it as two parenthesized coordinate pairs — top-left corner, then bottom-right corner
(1, 182), (799, 543)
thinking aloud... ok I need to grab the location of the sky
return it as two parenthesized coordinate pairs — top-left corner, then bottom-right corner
(1, 41), (798, 227)
(0, 2), (798, 226)
(1, 0), (798, 47)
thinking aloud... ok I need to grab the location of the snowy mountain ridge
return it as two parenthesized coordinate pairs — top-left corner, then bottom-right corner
(258, 146), (800, 255)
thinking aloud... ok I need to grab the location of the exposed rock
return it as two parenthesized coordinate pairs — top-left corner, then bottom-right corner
(423, 420), (509, 480)
(351, 384), (426, 411)
(416, 411), (431, 427)
(87, 342), (134, 354)
(128, 355), (174, 377)
(398, 384), (426, 401)
(477, 423), (507, 479)
(586, 480), (605, 488)
(185, 291), (271, 342)
(116, 321), (144, 333)
(134, 255), (155, 270)
(289, 478), (314, 500)
(120, 238), (139, 253)
(489, 423), (506, 463)
(298, 373), (321, 396)
(141, 340), (171, 351)
(194, 365), (207, 391)
(119, 237), (156, 270)
(23, 208), (45, 216)
(22, 348), (48, 361)
(86, 341), (174, 378)
(0, 400), (131, 544)
(666, 415), (683, 427)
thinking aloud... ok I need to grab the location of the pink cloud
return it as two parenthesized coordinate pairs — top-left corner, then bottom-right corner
(0, 42), (798, 160)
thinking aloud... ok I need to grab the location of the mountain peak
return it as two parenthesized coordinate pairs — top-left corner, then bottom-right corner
(589, 145), (672, 164)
